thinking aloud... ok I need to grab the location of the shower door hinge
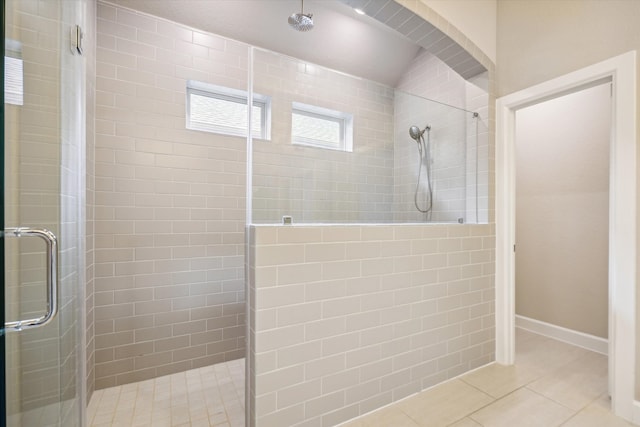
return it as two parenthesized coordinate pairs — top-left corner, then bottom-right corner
(71, 25), (84, 55)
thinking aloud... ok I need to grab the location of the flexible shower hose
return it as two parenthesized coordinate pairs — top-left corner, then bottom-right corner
(414, 131), (433, 214)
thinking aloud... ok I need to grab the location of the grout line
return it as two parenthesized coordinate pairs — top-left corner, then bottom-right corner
(524, 386), (578, 412)
(87, 358), (245, 426)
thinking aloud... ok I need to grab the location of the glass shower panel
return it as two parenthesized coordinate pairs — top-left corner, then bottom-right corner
(251, 48), (396, 224)
(249, 49), (483, 225)
(393, 90), (476, 223)
(4, 0), (84, 425)
(471, 112), (489, 224)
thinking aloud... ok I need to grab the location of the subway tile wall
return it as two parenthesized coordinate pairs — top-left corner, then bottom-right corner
(395, 50), (473, 224)
(393, 90), (470, 223)
(252, 49), (396, 224)
(394, 50), (489, 224)
(94, 0), (493, 405)
(94, 2), (247, 388)
(396, 50), (466, 107)
(249, 224), (495, 426)
(251, 48), (489, 225)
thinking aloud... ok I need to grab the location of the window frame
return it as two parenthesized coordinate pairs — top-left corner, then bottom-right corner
(291, 102), (353, 152)
(186, 80), (271, 140)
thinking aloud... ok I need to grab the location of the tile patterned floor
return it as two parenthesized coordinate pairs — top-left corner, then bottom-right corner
(342, 328), (634, 427)
(87, 330), (636, 427)
(87, 358), (244, 427)
(7, 400), (76, 427)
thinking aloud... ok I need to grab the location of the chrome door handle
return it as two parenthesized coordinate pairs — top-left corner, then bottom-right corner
(3, 227), (59, 332)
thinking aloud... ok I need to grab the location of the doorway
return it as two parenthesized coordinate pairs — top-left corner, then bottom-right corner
(495, 51), (637, 422)
(514, 83), (611, 349)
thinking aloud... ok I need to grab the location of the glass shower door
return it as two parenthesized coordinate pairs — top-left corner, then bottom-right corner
(3, 0), (84, 425)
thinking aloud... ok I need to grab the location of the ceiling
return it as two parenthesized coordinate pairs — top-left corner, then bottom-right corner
(107, 0), (424, 87)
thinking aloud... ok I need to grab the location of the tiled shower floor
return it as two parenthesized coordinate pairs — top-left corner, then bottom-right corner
(87, 358), (244, 427)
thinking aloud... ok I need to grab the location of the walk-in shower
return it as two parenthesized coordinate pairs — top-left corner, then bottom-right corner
(248, 47), (491, 426)
(2, 0), (491, 425)
(409, 125), (433, 215)
(250, 51), (486, 225)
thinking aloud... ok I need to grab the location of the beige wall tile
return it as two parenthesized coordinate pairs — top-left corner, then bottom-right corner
(95, 3), (248, 389)
(277, 379), (322, 410)
(255, 244), (306, 267)
(278, 263), (322, 286)
(255, 326), (304, 353)
(251, 225), (495, 426)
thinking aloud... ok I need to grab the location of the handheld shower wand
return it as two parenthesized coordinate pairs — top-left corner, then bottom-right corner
(409, 125), (433, 215)
(409, 125), (426, 141)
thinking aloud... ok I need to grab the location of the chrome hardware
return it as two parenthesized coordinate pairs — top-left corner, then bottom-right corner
(3, 227), (59, 332)
(71, 25), (83, 55)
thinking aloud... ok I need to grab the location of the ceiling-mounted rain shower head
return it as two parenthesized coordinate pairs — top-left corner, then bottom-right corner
(288, 0), (314, 32)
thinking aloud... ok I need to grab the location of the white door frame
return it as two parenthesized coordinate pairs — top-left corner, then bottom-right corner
(495, 51), (637, 421)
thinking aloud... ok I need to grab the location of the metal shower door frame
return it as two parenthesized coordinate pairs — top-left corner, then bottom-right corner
(1, 0), (7, 424)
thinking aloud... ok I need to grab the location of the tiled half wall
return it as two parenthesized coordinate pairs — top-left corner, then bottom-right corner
(249, 224), (495, 426)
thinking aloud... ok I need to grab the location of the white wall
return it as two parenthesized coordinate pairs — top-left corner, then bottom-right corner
(497, 0), (640, 402)
(515, 83), (611, 338)
(421, 0), (497, 63)
(496, 0), (639, 97)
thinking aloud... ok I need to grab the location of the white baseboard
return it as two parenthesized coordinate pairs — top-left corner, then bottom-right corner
(515, 315), (608, 355)
(631, 400), (640, 425)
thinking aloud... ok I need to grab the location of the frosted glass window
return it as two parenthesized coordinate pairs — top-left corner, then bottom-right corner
(186, 80), (270, 139)
(292, 102), (353, 152)
(5, 39), (23, 106)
